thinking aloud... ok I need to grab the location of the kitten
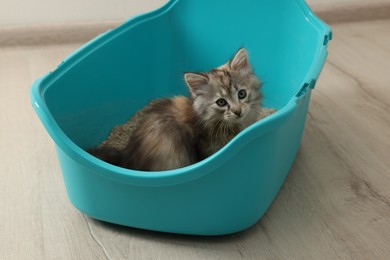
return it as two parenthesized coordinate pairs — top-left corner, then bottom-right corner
(88, 48), (275, 171)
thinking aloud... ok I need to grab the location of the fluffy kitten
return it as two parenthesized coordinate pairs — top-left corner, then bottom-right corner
(88, 48), (275, 171)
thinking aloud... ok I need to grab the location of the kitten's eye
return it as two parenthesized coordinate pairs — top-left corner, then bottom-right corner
(216, 98), (228, 107)
(238, 89), (247, 99)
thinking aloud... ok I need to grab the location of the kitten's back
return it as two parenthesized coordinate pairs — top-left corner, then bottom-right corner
(120, 96), (199, 171)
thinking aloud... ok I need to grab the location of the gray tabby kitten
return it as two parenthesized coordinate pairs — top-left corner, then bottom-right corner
(88, 48), (275, 171)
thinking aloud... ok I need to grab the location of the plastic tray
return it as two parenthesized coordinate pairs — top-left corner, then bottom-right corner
(30, 0), (331, 235)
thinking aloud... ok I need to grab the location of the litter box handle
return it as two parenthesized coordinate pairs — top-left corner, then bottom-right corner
(295, 79), (316, 102)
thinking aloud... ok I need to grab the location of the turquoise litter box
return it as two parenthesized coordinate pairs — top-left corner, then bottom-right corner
(30, 0), (331, 235)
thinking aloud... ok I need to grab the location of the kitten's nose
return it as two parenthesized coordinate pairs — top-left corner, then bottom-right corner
(232, 108), (242, 116)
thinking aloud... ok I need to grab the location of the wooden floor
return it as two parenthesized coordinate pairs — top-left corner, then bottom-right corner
(1, 19), (390, 259)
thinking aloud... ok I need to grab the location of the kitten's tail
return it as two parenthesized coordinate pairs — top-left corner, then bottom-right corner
(87, 147), (124, 167)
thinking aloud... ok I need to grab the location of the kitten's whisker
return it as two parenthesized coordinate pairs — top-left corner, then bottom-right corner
(222, 121), (229, 143)
(209, 120), (220, 148)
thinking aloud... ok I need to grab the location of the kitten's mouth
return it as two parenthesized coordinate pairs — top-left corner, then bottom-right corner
(226, 113), (246, 123)
(235, 116), (245, 122)
(236, 111), (248, 119)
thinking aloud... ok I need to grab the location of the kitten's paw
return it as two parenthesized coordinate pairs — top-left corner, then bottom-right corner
(257, 108), (277, 120)
(264, 108), (277, 115)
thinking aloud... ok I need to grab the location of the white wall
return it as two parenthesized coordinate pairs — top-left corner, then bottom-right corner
(0, 0), (167, 27)
(1, 0), (389, 27)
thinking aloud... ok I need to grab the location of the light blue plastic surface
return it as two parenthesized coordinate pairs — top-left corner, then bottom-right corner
(30, 0), (331, 235)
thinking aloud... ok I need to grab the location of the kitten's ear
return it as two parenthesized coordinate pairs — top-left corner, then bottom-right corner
(230, 48), (252, 75)
(184, 73), (209, 96)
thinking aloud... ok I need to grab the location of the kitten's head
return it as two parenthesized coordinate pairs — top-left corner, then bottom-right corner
(185, 48), (262, 128)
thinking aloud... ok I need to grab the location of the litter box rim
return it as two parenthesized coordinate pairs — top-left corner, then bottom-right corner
(30, 0), (331, 187)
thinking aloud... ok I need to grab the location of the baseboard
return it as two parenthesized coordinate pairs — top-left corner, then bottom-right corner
(0, 21), (121, 47)
(314, 2), (390, 24)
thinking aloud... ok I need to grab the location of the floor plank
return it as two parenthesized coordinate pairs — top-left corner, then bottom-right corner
(0, 19), (389, 259)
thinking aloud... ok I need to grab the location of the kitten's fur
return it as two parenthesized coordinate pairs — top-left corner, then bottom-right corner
(88, 48), (275, 171)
